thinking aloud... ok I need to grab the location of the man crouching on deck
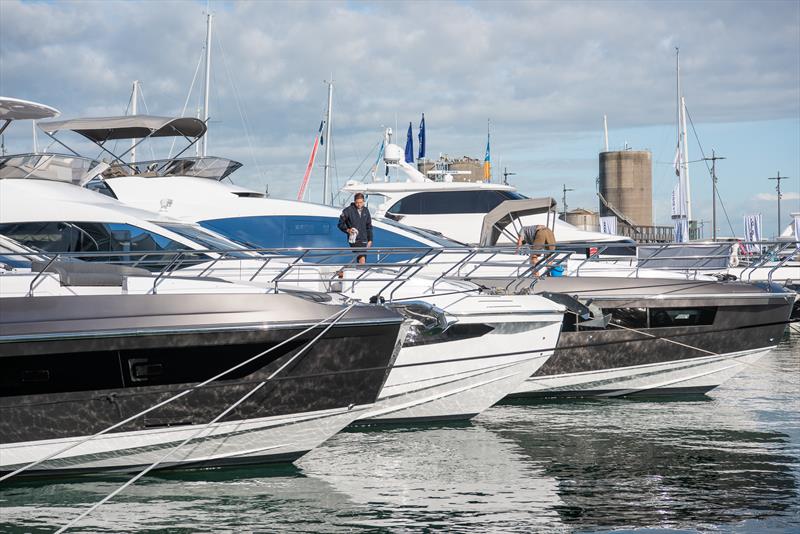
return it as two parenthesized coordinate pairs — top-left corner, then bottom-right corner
(338, 192), (373, 264)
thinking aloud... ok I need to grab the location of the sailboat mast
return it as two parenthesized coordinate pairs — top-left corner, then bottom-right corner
(322, 79), (333, 205)
(130, 80), (139, 163)
(681, 95), (692, 222)
(201, 12), (212, 158)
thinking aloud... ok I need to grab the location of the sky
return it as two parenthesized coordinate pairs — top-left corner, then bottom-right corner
(1, 0), (798, 237)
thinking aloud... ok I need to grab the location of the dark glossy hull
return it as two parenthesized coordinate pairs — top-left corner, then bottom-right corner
(0, 293), (403, 474)
(472, 277), (794, 398)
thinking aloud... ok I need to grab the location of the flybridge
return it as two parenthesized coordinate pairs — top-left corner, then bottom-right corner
(38, 115), (208, 168)
(0, 112), (242, 183)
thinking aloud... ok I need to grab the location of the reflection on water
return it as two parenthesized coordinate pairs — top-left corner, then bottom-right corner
(1, 330), (798, 533)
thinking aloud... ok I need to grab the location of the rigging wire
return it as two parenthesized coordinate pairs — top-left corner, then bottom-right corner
(216, 29), (268, 185)
(684, 105), (736, 237)
(169, 48), (205, 158)
(137, 84), (157, 161)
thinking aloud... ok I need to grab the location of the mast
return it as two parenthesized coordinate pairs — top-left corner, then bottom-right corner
(130, 80), (139, 163)
(322, 79), (333, 205)
(32, 120), (38, 154)
(681, 95), (692, 223)
(603, 114), (609, 151)
(201, 11), (212, 158)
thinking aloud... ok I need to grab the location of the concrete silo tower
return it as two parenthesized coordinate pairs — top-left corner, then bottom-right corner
(598, 150), (653, 227)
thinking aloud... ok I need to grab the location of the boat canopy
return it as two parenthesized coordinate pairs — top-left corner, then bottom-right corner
(479, 197), (557, 246)
(104, 156), (242, 181)
(39, 115), (207, 142)
(0, 97), (60, 121)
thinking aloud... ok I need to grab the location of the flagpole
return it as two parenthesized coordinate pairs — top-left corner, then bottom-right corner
(323, 78), (333, 205)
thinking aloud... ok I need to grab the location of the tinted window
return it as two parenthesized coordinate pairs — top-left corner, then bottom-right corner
(649, 307), (717, 328)
(497, 191), (528, 200)
(602, 307), (648, 328)
(158, 223), (252, 259)
(388, 191), (509, 215)
(201, 215), (429, 264)
(0, 221), (203, 270)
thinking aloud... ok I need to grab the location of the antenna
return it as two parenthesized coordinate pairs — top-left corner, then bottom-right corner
(561, 184), (575, 220)
(702, 150), (725, 241)
(767, 171), (789, 237)
(130, 80), (139, 163)
(502, 167), (515, 185)
(322, 78), (334, 205)
(201, 11), (212, 157)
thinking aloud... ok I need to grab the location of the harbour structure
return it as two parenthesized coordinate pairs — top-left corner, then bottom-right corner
(417, 155), (484, 183)
(597, 148), (685, 243)
(564, 207), (600, 232)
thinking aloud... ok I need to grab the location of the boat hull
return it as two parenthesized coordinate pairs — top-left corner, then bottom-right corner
(358, 318), (563, 424)
(509, 346), (772, 398)
(0, 293), (403, 476)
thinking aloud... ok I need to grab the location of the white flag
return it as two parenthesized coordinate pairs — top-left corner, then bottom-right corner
(599, 216), (618, 235)
(793, 215), (800, 252)
(671, 183), (683, 217)
(674, 219), (688, 243)
(743, 213), (763, 254)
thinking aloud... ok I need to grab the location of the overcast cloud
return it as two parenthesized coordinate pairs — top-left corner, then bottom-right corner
(1, 0), (798, 233)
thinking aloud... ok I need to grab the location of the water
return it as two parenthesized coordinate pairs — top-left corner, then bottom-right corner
(2, 330), (798, 533)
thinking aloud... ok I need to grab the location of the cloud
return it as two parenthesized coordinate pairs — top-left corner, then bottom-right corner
(755, 192), (800, 202)
(0, 0), (798, 206)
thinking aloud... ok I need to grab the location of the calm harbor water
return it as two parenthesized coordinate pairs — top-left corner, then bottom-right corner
(2, 329), (798, 533)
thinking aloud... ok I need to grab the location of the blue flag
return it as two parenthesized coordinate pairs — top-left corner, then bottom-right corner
(418, 113), (426, 159)
(405, 122), (414, 163)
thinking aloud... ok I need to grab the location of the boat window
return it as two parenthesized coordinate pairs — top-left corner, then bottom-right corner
(497, 191), (529, 200)
(0, 253), (31, 269)
(602, 307), (648, 329)
(157, 222), (252, 259)
(649, 307), (717, 328)
(0, 221), (207, 270)
(84, 177), (118, 199)
(199, 215), (430, 263)
(377, 217), (465, 246)
(365, 194), (388, 215)
(386, 190), (511, 215)
(200, 216), (285, 249)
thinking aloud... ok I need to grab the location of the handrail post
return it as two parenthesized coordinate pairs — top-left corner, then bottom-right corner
(28, 253), (60, 297)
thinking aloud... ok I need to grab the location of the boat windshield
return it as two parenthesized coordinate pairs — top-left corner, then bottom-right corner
(0, 153), (103, 184)
(376, 217), (466, 247)
(0, 221), (212, 271)
(103, 157), (242, 181)
(156, 222), (254, 258)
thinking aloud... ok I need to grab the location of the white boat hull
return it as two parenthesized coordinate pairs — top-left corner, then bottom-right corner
(359, 320), (563, 423)
(1, 405), (371, 476)
(510, 346), (774, 398)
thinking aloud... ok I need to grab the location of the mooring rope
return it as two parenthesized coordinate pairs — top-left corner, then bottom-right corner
(0, 304), (357, 483)
(55, 303), (356, 534)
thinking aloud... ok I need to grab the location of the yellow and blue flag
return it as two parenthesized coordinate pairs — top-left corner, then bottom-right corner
(483, 128), (491, 181)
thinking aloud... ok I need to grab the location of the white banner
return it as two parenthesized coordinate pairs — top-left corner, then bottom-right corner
(674, 218), (689, 243)
(671, 183), (681, 216)
(743, 213), (763, 254)
(599, 216), (618, 235)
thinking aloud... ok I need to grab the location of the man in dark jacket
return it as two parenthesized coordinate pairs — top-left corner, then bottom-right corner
(338, 192), (373, 264)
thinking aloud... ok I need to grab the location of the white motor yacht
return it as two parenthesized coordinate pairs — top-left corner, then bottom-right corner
(0, 101), (406, 476)
(0, 172), (566, 424)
